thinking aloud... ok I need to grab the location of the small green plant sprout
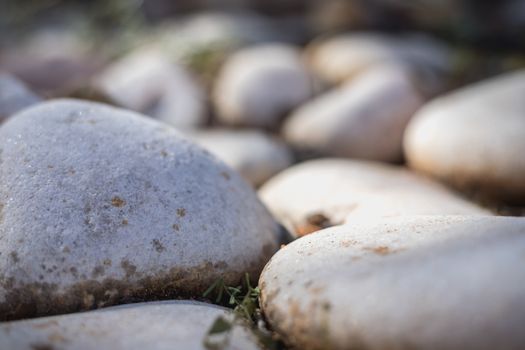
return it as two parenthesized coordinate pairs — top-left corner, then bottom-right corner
(202, 273), (280, 350)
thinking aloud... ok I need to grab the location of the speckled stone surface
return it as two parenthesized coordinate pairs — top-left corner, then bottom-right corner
(0, 300), (262, 350)
(404, 69), (525, 203)
(0, 99), (281, 320)
(259, 159), (487, 237)
(260, 216), (525, 350)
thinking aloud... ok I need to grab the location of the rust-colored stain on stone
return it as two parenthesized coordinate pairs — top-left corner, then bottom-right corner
(295, 213), (333, 237)
(364, 245), (399, 255)
(111, 196), (126, 208)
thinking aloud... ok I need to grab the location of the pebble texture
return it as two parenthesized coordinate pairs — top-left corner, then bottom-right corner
(189, 129), (293, 187)
(0, 300), (261, 350)
(94, 49), (206, 128)
(0, 73), (41, 122)
(259, 159), (487, 236)
(283, 65), (423, 162)
(214, 44), (314, 128)
(0, 99), (281, 321)
(404, 69), (525, 203)
(260, 216), (525, 350)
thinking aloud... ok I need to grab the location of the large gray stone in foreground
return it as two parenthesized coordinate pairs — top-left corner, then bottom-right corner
(0, 300), (261, 350)
(0, 99), (281, 320)
(259, 159), (487, 237)
(260, 216), (525, 350)
(404, 69), (525, 203)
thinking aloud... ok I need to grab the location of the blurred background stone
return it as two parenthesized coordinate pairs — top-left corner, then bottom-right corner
(94, 48), (207, 128)
(283, 65), (423, 162)
(213, 43), (314, 129)
(188, 128), (293, 186)
(0, 72), (41, 122)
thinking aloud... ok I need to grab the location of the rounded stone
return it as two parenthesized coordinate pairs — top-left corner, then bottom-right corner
(0, 300), (261, 350)
(307, 33), (451, 96)
(0, 28), (105, 96)
(260, 216), (525, 350)
(282, 65), (423, 162)
(259, 159), (487, 237)
(307, 32), (451, 81)
(404, 69), (525, 203)
(0, 99), (281, 320)
(0, 73), (41, 122)
(188, 129), (293, 187)
(213, 44), (314, 129)
(94, 49), (206, 129)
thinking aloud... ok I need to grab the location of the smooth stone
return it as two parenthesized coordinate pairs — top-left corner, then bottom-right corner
(404, 69), (525, 203)
(259, 159), (488, 237)
(94, 49), (206, 128)
(260, 216), (525, 350)
(0, 28), (105, 95)
(0, 99), (281, 321)
(0, 73), (41, 122)
(283, 65), (423, 162)
(0, 300), (261, 350)
(188, 129), (293, 187)
(214, 44), (314, 129)
(307, 32), (451, 96)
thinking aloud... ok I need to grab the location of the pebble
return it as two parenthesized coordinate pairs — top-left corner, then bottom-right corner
(307, 32), (451, 96)
(188, 129), (293, 187)
(0, 300), (261, 350)
(94, 48), (206, 128)
(0, 28), (104, 95)
(0, 73), (41, 122)
(282, 65), (423, 162)
(214, 44), (314, 129)
(404, 69), (525, 203)
(0, 99), (281, 320)
(260, 215), (525, 350)
(259, 159), (488, 237)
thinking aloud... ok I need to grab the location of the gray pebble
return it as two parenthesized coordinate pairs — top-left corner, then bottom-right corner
(0, 300), (261, 350)
(0, 99), (281, 320)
